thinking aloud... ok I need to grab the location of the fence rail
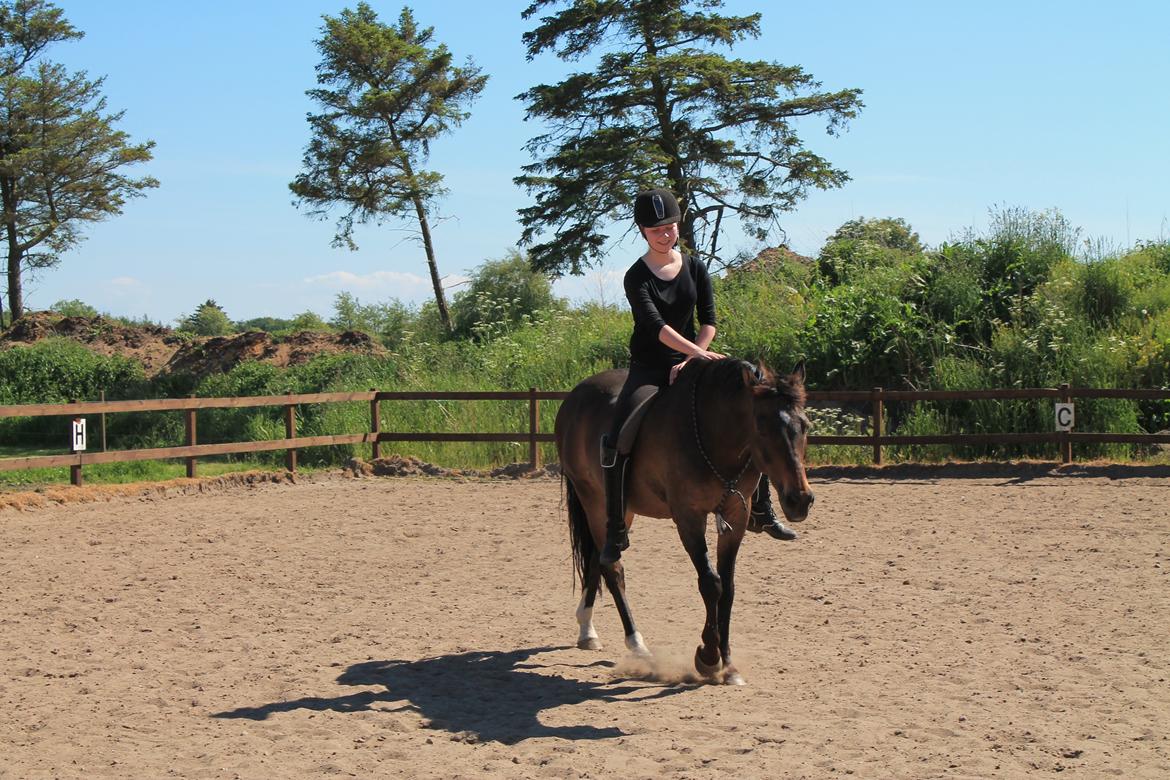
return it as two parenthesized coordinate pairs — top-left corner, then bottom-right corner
(2, 386), (1168, 485)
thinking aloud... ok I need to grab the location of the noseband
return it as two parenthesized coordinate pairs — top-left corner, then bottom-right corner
(690, 371), (754, 534)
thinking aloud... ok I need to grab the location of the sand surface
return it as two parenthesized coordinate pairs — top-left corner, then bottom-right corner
(1, 469), (1168, 778)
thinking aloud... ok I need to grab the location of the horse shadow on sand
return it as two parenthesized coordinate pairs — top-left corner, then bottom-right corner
(212, 646), (695, 743)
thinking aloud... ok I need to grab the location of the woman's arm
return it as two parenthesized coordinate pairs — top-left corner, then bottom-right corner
(661, 323), (723, 384)
(658, 324), (720, 360)
(694, 323), (717, 352)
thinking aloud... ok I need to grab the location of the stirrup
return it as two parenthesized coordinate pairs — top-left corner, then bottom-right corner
(600, 436), (619, 469)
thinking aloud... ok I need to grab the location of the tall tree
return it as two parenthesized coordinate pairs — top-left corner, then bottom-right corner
(291, 4), (487, 334)
(516, 0), (863, 275)
(0, 0), (155, 321)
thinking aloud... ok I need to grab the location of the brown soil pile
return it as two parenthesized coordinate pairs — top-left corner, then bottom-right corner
(1, 311), (185, 376)
(163, 329), (385, 378)
(0, 469), (300, 512)
(345, 455), (560, 480)
(0, 311), (387, 379)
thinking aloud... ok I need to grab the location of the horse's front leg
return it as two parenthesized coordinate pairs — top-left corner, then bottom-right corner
(716, 525), (747, 685)
(675, 512), (723, 678)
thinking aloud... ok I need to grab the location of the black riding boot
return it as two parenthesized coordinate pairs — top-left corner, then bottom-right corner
(599, 437), (630, 565)
(747, 474), (798, 541)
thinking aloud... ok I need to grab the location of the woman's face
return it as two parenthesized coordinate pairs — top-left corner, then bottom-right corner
(641, 222), (679, 254)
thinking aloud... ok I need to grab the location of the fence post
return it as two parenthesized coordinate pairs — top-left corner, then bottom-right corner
(100, 390), (107, 452)
(285, 399), (297, 474)
(370, 388), (381, 461)
(185, 396), (197, 478)
(69, 398), (83, 486)
(1059, 383), (1072, 464)
(871, 387), (884, 465)
(529, 387), (540, 470)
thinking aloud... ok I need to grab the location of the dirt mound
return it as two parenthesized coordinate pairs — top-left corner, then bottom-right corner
(0, 459), (559, 512)
(0, 469), (300, 512)
(163, 329), (384, 377)
(0, 312), (387, 380)
(1, 311), (185, 376)
(731, 245), (814, 274)
(344, 455), (559, 480)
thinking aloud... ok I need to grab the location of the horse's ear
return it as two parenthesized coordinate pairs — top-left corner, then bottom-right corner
(791, 360), (806, 385)
(747, 360), (776, 397)
(739, 360), (759, 388)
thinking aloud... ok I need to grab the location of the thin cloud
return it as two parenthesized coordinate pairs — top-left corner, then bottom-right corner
(302, 270), (471, 301)
(554, 268), (624, 306)
(304, 270), (426, 290)
(105, 276), (148, 295)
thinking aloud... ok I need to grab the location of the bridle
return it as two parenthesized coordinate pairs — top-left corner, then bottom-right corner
(690, 372), (754, 534)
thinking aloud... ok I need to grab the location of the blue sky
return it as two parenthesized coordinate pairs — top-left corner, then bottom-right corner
(20, 0), (1170, 324)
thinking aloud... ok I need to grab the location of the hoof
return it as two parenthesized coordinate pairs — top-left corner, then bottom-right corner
(694, 646), (723, 679)
(722, 667), (746, 686)
(625, 631), (652, 659)
(577, 637), (603, 651)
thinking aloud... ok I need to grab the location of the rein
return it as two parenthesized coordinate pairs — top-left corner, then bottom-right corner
(690, 370), (754, 534)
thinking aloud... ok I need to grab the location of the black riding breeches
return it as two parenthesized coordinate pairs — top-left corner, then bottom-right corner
(606, 361), (670, 450)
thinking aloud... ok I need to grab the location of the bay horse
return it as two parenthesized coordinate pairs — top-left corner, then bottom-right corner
(555, 358), (814, 685)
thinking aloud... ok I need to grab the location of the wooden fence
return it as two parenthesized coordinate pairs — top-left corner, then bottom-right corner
(1, 386), (1168, 486)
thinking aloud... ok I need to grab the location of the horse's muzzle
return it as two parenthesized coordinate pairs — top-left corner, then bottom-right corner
(780, 490), (815, 522)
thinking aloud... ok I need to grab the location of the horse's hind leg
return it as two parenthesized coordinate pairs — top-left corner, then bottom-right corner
(576, 557), (603, 650)
(600, 560), (650, 658)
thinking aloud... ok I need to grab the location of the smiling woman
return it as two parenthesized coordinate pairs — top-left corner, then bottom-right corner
(591, 188), (798, 570)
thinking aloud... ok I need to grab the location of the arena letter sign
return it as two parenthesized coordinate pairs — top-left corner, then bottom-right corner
(71, 417), (87, 452)
(1054, 403), (1074, 432)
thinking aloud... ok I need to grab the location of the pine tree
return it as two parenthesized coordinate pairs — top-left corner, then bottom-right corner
(0, 0), (156, 321)
(291, 4), (488, 334)
(516, 0), (863, 275)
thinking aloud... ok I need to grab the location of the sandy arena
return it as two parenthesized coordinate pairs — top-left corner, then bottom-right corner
(1, 467), (1168, 779)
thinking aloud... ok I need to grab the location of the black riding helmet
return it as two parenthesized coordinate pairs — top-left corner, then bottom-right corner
(634, 188), (681, 228)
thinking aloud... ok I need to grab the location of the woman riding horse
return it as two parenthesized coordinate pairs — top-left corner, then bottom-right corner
(599, 187), (796, 565)
(556, 356), (814, 682)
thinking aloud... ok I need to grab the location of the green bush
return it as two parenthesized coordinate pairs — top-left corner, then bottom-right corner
(52, 299), (100, 318)
(0, 339), (150, 451)
(450, 250), (564, 341)
(0, 339), (146, 404)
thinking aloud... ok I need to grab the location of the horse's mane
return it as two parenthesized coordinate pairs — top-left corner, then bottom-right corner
(678, 357), (805, 407)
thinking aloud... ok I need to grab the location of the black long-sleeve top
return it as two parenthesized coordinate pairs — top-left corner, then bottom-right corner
(623, 255), (717, 370)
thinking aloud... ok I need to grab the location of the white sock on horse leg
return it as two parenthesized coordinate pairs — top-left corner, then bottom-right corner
(576, 593), (600, 648)
(625, 631), (650, 657)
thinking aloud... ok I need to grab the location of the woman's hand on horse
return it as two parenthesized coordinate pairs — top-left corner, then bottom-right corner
(670, 350), (723, 384)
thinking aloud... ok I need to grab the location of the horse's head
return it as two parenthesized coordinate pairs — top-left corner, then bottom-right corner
(746, 360), (815, 523)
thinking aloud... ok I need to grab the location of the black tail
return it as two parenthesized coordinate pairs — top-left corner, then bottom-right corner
(564, 475), (595, 591)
